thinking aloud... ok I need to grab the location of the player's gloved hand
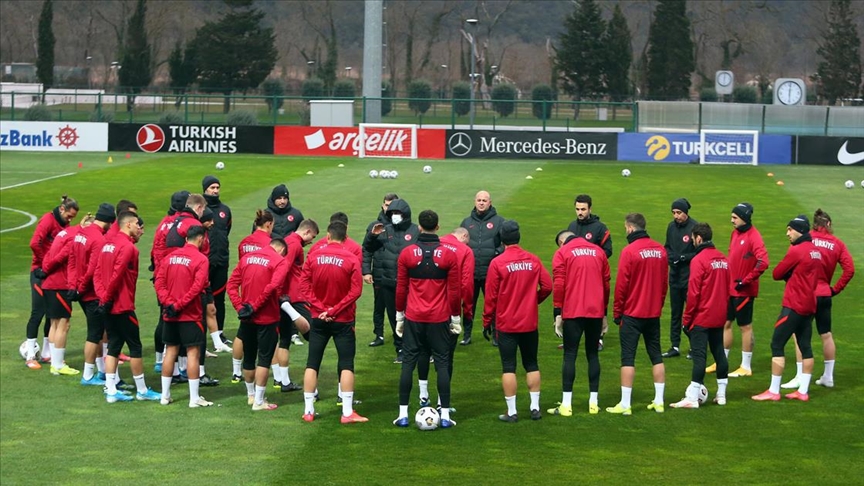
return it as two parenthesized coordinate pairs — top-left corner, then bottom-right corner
(734, 279), (745, 291)
(66, 289), (80, 302)
(483, 326), (492, 341)
(34, 268), (47, 280)
(449, 315), (462, 335)
(613, 316), (622, 326)
(830, 287), (838, 297)
(148, 263), (155, 272)
(237, 303), (254, 320)
(96, 301), (113, 316)
(163, 304), (179, 318)
(395, 311), (405, 337)
(554, 315), (564, 339)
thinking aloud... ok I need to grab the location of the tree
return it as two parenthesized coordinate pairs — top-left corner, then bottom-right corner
(36, 0), (54, 99)
(452, 81), (471, 117)
(118, 0), (152, 112)
(816, 0), (862, 105)
(491, 84), (517, 117)
(261, 79), (284, 112)
(604, 4), (633, 101)
(191, 1), (277, 113)
(555, 0), (607, 101)
(407, 79), (432, 115)
(333, 79), (355, 98)
(168, 41), (198, 108)
(531, 84), (555, 120)
(646, 0), (695, 100)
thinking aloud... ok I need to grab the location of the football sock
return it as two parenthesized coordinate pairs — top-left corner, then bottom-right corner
(133, 374), (147, 394)
(271, 364), (283, 384)
(440, 407), (451, 422)
(304, 392), (316, 414)
(724, 348), (730, 358)
(161, 376), (172, 401)
(172, 363), (180, 377)
(95, 356), (105, 373)
(588, 392), (598, 406)
(155, 351), (163, 365)
(42, 338), (51, 357)
(562, 391), (573, 408)
(178, 356), (187, 372)
(26, 338), (37, 357)
(741, 351), (753, 370)
(52, 347), (65, 369)
(199, 365), (206, 377)
(83, 363), (95, 381)
(717, 378), (728, 397)
(418, 380), (429, 399)
(769, 374), (782, 394)
(105, 373), (117, 394)
(245, 381), (255, 396)
(232, 358), (242, 376)
(337, 382), (342, 399)
(621, 386), (632, 409)
(505, 395), (517, 416)
(529, 391), (540, 411)
(399, 404), (409, 419)
(653, 383), (665, 405)
(342, 392), (354, 417)
(824, 360), (835, 380)
(102, 342), (108, 358)
(189, 378), (200, 404)
(795, 361), (803, 379)
(687, 381), (700, 402)
(210, 331), (222, 349)
(254, 385), (266, 405)
(798, 373), (812, 395)
(282, 366), (291, 386)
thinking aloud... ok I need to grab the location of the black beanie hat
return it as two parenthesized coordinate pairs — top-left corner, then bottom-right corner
(171, 190), (190, 212)
(202, 175), (220, 191)
(201, 207), (214, 223)
(671, 198), (691, 214)
(271, 184), (289, 201)
(500, 220), (521, 245)
(732, 202), (753, 224)
(788, 214), (810, 234)
(95, 203), (116, 223)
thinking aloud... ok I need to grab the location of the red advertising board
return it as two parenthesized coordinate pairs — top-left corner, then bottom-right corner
(274, 126), (445, 159)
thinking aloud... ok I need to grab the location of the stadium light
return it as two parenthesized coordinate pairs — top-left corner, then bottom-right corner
(466, 18), (479, 128)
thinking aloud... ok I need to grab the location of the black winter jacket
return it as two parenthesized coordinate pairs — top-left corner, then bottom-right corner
(266, 199), (304, 239)
(460, 206), (504, 280)
(203, 194), (232, 267)
(362, 199), (419, 287)
(362, 210), (389, 281)
(665, 216), (699, 288)
(567, 213), (613, 258)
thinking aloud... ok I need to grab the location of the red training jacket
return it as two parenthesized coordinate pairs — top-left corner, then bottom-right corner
(684, 244), (730, 329)
(614, 232), (668, 320)
(284, 232), (307, 302)
(227, 245), (288, 324)
(308, 235), (362, 264)
(94, 231), (139, 314)
(440, 233), (476, 319)
(811, 227), (855, 297)
(71, 223), (108, 302)
(484, 244), (552, 333)
(728, 225), (769, 297)
(772, 236), (820, 316)
(300, 242), (363, 322)
(238, 229), (273, 260)
(41, 226), (79, 291)
(29, 208), (68, 271)
(553, 236), (610, 319)
(156, 243), (209, 323)
(396, 234), (461, 323)
(151, 213), (178, 274)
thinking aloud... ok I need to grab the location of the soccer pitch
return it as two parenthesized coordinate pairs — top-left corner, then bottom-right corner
(0, 151), (862, 484)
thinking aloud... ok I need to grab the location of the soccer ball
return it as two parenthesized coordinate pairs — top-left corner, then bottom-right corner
(415, 406), (440, 431)
(844, 180), (854, 189)
(19, 341), (40, 360)
(698, 384), (709, 405)
(380, 170), (391, 179)
(861, 180), (864, 188)
(215, 161), (225, 170)
(621, 169), (631, 177)
(423, 165), (432, 174)
(369, 170), (379, 179)
(390, 170), (399, 179)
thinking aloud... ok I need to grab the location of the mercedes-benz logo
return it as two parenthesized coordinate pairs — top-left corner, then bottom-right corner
(448, 132), (472, 157)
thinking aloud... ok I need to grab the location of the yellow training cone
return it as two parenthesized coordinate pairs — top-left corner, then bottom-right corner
(107, 156), (113, 163)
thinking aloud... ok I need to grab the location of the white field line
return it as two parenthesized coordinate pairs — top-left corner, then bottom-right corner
(0, 172), (75, 191)
(0, 206), (37, 233)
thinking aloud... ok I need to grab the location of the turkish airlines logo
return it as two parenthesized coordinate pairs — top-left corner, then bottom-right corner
(837, 141), (864, 165)
(448, 132), (472, 157)
(137, 124), (165, 153)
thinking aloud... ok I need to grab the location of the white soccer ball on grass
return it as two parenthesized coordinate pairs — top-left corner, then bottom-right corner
(844, 180), (854, 189)
(390, 170), (398, 179)
(621, 169), (631, 177)
(19, 341), (40, 360)
(423, 165), (432, 173)
(698, 384), (709, 405)
(380, 170), (391, 179)
(369, 170), (379, 179)
(215, 161), (225, 170)
(415, 406), (440, 430)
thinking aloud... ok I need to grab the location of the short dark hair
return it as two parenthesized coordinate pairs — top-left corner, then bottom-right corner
(384, 193), (399, 202)
(574, 194), (592, 207)
(60, 195), (79, 211)
(298, 218), (319, 234)
(270, 238), (287, 255)
(624, 212), (646, 231)
(418, 210), (438, 231)
(692, 222), (712, 242)
(116, 199), (137, 214)
(330, 211), (349, 225)
(327, 221), (347, 242)
(117, 211), (138, 227)
(186, 225), (206, 240)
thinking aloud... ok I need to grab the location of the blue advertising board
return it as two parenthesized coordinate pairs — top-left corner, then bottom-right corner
(617, 133), (792, 164)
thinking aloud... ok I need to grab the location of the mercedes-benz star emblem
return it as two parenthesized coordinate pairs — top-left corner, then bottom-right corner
(448, 132), (472, 157)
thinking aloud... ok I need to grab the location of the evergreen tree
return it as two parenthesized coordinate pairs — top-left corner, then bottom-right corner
(119, 0), (153, 111)
(168, 41), (198, 108)
(816, 0), (862, 105)
(191, 0), (277, 113)
(604, 4), (633, 101)
(646, 0), (694, 100)
(36, 0), (54, 98)
(555, 0), (607, 100)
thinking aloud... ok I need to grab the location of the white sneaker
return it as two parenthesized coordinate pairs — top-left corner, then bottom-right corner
(670, 398), (699, 409)
(160, 396), (174, 406)
(190, 396), (214, 408)
(205, 350), (218, 358)
(781, 377), (800, 389)
(214, 343), (233, 353)
(291, 334), (304, 346)
(815, 376), (834, 388)
(713, 394), (727, 406)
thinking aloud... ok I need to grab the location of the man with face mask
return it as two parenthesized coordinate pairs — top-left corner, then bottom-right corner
(202, 176), (232, 347)
(663, 198), (698, 359)
(363, 193), (399, 347)
(363, 198), (419, 364)
(265, 184), (304, 239)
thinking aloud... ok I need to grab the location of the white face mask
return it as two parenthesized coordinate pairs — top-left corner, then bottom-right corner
(390, 214), (403, 225)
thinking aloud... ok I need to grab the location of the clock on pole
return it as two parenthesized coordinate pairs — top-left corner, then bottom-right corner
(715, 70), (734, 95)
(773, 78), (806, 105)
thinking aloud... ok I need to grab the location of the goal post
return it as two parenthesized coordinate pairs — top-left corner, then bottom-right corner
(699, 129), (759, 165)
(358, 123), (418, 159)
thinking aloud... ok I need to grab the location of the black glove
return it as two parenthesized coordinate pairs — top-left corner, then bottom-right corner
(95, 301), (113, 316)
(735, 279), (745, 291)
(34, 268), (47, 280)
(66, 289), (80, 302)
(148, 262), (155, 272)
(483, 327), (492, 341)
(830, 288), (838, 297)
(279, 295), (291, 305)
(163, 304), (179, 318)
(614, 316), (622, 326)
(237, 303), (254, 320)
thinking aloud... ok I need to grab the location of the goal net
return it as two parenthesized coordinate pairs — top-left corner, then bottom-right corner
(699, 129), (759, 165)
(358, 123), (418, 159)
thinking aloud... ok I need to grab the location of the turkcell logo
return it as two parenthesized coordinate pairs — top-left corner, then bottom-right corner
(642, 134), (752, 161)
(0, 129), (54, 147)
(618, 133), (791, 165)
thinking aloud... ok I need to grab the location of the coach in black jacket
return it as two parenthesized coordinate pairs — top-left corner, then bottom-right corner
(202, 175), (232, 341)
(266, 184), (304, 239)
(663, 198), (698, 358)
(459, 190), (504, 345)
(362, 193), (399, 347)
(363, 198), (419, 362)
(566, 194), (613, 258)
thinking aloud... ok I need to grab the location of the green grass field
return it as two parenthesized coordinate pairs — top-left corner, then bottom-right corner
(1, 151), (862, 485)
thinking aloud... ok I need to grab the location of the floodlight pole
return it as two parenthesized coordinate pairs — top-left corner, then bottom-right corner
(466, 18), (478, 129)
